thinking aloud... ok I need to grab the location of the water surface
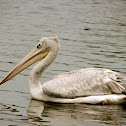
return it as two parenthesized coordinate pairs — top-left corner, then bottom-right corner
(0, 0), (126, 126)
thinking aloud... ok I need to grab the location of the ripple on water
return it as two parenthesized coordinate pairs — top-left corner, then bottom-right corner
(0, 0), (126, 126)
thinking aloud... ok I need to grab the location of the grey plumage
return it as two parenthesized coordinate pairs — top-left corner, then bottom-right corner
(43, 68), (126, 98)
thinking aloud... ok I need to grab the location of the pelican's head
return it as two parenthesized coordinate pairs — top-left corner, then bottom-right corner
(0, 36), (60, 85)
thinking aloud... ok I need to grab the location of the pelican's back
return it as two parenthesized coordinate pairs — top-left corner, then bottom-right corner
(42, 68), (126, 98)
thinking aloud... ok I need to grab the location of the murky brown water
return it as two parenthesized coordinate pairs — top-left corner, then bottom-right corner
(0, 0), (126, 126)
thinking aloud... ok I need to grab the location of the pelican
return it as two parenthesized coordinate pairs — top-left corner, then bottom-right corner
(0, 36), (126, 104)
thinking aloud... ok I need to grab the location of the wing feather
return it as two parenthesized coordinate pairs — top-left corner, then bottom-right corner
(42, 68), (126, 98)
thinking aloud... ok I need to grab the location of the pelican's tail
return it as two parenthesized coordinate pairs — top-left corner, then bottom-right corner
(122, 88), (126, 95)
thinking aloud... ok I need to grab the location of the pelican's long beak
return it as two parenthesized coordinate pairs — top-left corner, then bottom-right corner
(0, 48), (49, 85)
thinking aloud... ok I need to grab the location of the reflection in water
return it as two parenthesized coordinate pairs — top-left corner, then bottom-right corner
(27, 99), (126, 126)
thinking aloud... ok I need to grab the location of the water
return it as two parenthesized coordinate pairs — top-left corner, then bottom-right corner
(0, 0), (126, 125)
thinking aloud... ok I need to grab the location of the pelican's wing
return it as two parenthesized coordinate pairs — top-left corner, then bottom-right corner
(42, 68), (126, 98)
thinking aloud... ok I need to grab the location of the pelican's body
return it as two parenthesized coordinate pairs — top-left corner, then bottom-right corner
(0, 37), (126, 104)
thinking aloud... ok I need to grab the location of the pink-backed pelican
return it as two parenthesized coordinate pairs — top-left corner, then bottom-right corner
(0, 37), (126, 104)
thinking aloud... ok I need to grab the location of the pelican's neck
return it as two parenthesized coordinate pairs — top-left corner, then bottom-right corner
(29, 50), (58, 100)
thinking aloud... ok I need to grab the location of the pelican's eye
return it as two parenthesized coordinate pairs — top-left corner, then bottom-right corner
(37, 43), (42, 49)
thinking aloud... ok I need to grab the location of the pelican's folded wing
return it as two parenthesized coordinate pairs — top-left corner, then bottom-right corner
(42, 68), (126, 98)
